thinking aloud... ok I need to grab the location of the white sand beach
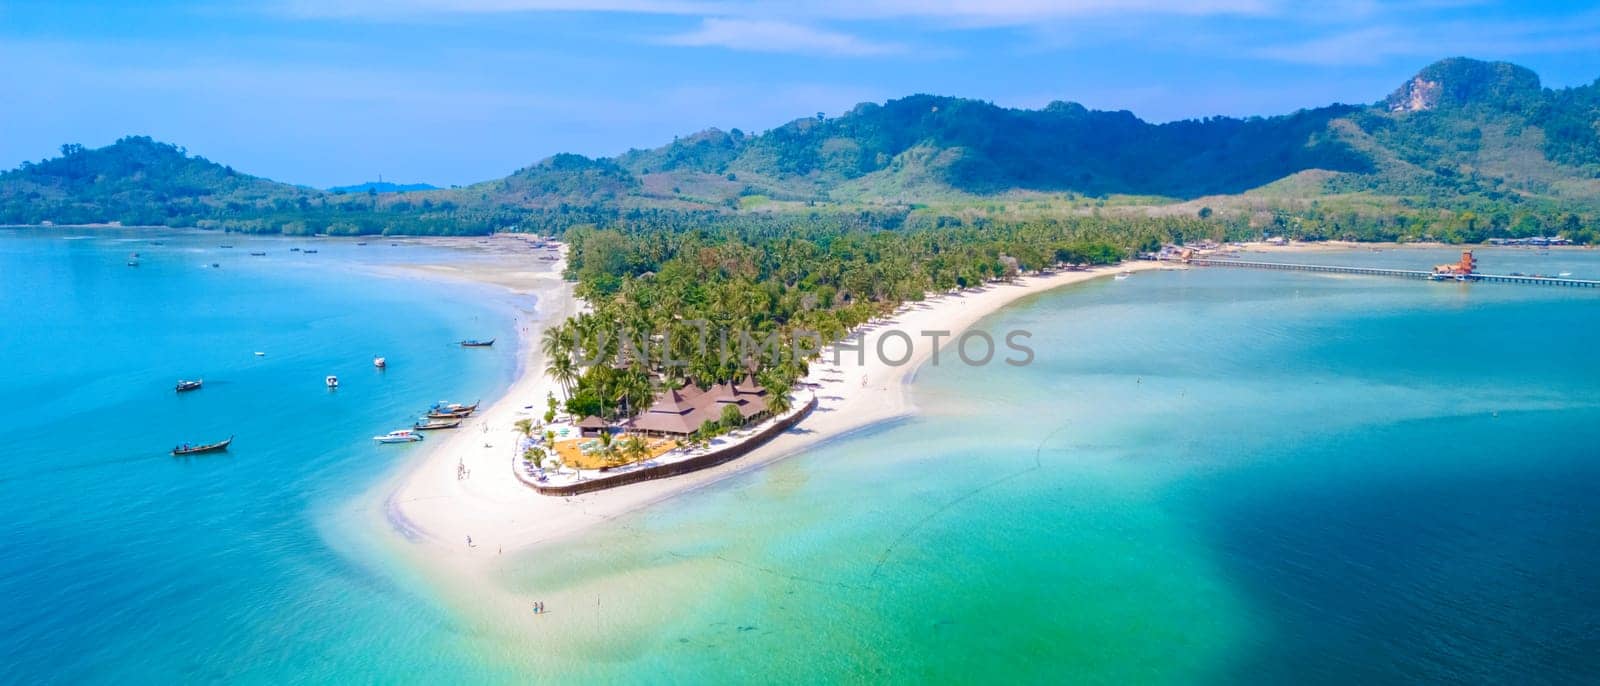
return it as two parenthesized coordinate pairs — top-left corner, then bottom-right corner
(375, 252), (1164, 587)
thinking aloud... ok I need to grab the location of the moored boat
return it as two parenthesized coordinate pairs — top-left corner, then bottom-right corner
(175, 379), (203, 392)
(430, 400), (479, 415)
(249, 251), (267, 256)
(459, 338), (495, 347)
(172, 436), (232, 456)
(373, 356), (386, 369)
(412, 419), (462, 431)
(373, 429), (423, 444)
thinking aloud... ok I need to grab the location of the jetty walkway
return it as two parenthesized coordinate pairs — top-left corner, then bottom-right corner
(1180, 257), (1600, 288)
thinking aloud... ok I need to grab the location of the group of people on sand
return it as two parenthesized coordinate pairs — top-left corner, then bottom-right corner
(532, 600), (546, 614)
(456, 457), (471, 481)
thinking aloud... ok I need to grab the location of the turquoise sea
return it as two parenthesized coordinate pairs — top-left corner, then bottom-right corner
(5, 234), (1599, 683)
(0, 228), (524, 682)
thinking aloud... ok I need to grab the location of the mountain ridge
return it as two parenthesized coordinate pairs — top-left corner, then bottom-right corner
(3, 57), (1598, 237)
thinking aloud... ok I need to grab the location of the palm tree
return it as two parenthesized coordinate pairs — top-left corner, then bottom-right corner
(621, 435), (650, 463)
(615, 368), (655, 419)
(759, 369), (793, 416)
(540, 324), (569, 363)
(545, 354), (578, 398)
(513, 418), (534, 437)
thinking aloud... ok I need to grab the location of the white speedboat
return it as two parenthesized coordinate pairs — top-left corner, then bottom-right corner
(1114, 271), (1132, 281)
(326, 375), (339, 389)
(373, 430), (423, 444)
(373, 356), (386, 369)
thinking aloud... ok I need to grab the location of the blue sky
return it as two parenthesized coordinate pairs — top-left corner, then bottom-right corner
(3, 0), (1599, 188)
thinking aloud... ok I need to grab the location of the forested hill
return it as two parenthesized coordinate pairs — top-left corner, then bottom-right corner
(3, 58), (1599, 237)
(615, 99), (1372, 199)
(612, 57), (1600, 205)
(0, 137), (521, 234)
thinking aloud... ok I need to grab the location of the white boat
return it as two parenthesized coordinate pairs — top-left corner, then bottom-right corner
(373, 429), (423, 444)
(373, 356), (386, 369)
(1114, 272), (1132, 281)
(326, 375), (339, 389)
(254, 352), (265, 357)
(1558, 272), (1573, 277)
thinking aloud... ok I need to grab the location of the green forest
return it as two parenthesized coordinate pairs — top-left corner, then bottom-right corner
(2, 58), (1598, 245)
(545, 214), (1146, 426)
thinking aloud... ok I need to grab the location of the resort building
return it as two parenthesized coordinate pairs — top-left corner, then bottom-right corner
(627, 375), (771, 436)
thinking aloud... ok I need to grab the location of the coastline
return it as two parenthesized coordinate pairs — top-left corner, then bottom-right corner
(373, 257), (1167, 590)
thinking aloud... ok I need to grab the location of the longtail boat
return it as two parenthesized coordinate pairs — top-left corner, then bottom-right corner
(412, 419), (462, 431)
(426, 400), (478, 418)
(459, 339), (495, 347)
(172, 436), (232, 456)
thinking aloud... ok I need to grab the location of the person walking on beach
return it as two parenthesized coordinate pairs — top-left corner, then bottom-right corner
(466, 535), (473, 547)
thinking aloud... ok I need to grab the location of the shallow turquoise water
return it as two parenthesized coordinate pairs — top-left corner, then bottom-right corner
(4, 238), (1598, 683)
(500, 247), (1600, 682)
(0, 228), (524, 683)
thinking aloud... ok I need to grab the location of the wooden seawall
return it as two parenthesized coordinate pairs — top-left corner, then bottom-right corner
(1183, 258), (1600, 288)
(516, 395), (819, 497)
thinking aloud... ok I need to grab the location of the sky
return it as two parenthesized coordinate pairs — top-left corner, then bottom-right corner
(3, 0), (1599, 188)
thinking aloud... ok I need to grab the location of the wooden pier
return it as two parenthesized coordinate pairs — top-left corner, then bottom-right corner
(1182, 258), (1600, 288)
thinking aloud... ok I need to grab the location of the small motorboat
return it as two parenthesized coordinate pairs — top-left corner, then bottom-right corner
(249, 251), (267, 256)
(373, 356), (387, 369)
(303, 249), (319, 254)
(172, 436), (232, 456)
(1559, 272), (1573, 277)
(175, 379), (203, 392)
(127, 252), (140, 267)
(326, 375), (339, 389)
(412, 419), (462, 431)
(373, 430), (423, 444)
(290, 247), (301, 252)
(357, 242), (369, 246)
(254, 351), (266, 357)
(1114, 272), (1132, 281)
(459, 339), (495, 347)
(219, 245), (234, 249)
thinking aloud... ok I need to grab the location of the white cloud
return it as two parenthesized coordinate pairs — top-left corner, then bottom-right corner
(275, 0), (1277, 23)
(659, 18), (902, 56)
(274, 0), (726, 19)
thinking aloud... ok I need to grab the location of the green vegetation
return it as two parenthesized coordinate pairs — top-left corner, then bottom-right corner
(3, 58), (1597, 242)
(541, 213), (1202, 422)
(0, 137), (517, 234)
